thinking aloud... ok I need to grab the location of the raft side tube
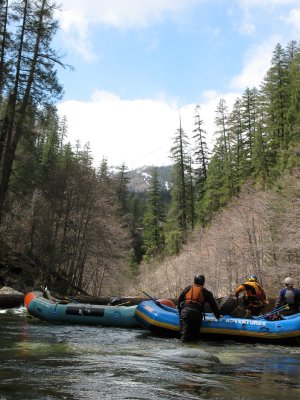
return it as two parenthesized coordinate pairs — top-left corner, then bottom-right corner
(24, 291), (37, 309)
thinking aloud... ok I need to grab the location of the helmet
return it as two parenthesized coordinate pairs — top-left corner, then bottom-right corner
(284, 277), (294, 286)
(248, 275), (258, 282)
(194, 275), (205, 285)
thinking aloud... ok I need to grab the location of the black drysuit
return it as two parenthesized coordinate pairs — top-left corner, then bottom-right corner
(178, 284), (220, 342)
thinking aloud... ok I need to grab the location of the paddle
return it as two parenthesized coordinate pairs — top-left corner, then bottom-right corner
(142, 290), (158, 303)
(256, 304), (289, 319)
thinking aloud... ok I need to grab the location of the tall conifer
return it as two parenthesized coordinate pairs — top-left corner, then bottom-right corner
(166, 115), (190, 249)
(192, 105), (209, 223)
(143, 168), (165, 260)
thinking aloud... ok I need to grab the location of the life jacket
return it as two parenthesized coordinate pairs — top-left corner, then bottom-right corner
(253, 282), (266, 302)
(283, 288), (296, 305)
(184, 284), (205, 307)
(242, 281), (266, 302)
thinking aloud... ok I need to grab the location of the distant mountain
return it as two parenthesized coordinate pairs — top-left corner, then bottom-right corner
(127, 165), (173, 192)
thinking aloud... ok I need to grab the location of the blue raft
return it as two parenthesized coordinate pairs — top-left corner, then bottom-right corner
(135, 300), (300, 344)
(25, 291), (139, 328)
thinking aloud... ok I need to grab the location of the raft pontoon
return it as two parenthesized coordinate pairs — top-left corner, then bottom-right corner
(135, 300), (300, 344)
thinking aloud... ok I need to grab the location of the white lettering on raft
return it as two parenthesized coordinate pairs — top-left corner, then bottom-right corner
(205, 317), (267, 326)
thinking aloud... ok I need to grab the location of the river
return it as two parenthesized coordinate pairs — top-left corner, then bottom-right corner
(0, 307), (300, 400)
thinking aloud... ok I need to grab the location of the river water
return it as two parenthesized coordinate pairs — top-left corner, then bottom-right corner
(0, 307), (300, 400)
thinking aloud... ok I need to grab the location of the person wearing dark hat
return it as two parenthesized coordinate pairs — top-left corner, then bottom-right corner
(177, 274), (221, 342)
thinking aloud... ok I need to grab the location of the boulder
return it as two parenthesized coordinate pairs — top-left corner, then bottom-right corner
(0, 286), (24, 295)
(0, 286), (24, 309)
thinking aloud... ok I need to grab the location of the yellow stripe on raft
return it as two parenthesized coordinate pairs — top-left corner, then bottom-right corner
(135, 309), (300, 339)
(135, 309), (180, 332)
(200, 327), (300, 339)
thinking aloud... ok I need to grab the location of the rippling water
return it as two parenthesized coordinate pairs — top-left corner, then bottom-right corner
(0, 308), (300, 400)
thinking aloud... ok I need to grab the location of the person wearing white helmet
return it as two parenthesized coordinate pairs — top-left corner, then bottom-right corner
(275, 277), (300, 315)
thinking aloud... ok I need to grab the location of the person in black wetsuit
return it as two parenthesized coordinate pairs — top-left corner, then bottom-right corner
(177, 274), (221, 342)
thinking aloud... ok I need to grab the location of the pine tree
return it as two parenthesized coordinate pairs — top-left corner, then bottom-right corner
(215, 98), (235, 198)
(143, 168), (165, 260)
(192, 105), (209, 223)
(165, 115), (190, 252)
(260, 43), (291, 178)
(114, 163), (129, 217)
(227, 97), (244, 190)
(0, 0), (65, 221)
(186, 155), (196, 229)
(240, 87), (259, 176)
(202, 138), (228, 222)
(286, 43), (300, 145)
(128, 192), (145, 268)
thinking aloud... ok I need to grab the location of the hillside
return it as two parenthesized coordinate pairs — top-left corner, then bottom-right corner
(134, 164), (300, 300)
(127, 165), (173, 192)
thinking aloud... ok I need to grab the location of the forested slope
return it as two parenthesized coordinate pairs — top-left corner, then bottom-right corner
(136, 161), (300, 299)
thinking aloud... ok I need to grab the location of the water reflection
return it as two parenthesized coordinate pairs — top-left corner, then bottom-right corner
(0, 310), (300, 399)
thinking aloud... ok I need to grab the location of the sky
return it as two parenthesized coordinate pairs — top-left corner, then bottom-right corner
(54, 0), (300, 169)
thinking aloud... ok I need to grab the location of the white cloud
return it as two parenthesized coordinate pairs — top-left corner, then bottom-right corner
(282, 8), (300, 35)
(57, 89), (241, 169)
(58, 91), (180, 168)
(236, 0), (300, 37)
(60, 0), (199, 29)
(229, 36), (280, 91)
(58, 0), (199, 60)
(239, 0), (300, 7)
(239, 22), (256, 36)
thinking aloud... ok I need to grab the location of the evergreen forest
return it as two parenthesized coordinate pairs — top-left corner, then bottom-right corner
(1, 0), (300, 298)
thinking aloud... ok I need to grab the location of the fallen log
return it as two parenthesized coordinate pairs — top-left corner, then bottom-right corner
(55, 295), (150, 306)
